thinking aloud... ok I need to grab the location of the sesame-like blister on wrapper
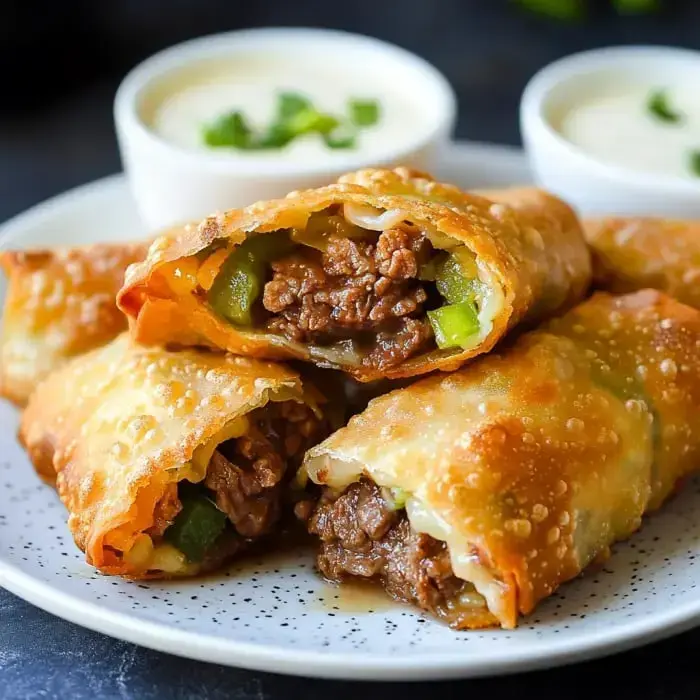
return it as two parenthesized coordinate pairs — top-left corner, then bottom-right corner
(19, 334), (328, 579)
(0, 240), (150, 408)
(117, 168), (591, 382)
(300, 290), (700, 629)
(583, 216), (700, 310)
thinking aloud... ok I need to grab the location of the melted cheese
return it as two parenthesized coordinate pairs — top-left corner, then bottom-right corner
(302, 456), (507, 624)
(123, 414), (252, 575)
(190, 415), (250, 479)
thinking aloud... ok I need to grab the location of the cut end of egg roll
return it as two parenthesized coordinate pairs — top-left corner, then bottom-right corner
(0, 240), (149, 406)
(584, 216), (700, 310)
(117, 168), (590, 382)
(299, 289), (700, 629)
(19, 334), (329, 578)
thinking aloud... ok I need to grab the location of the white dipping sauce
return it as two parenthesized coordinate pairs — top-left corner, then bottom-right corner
(147, 52), (424, 163)
(559, 84), (700, 179)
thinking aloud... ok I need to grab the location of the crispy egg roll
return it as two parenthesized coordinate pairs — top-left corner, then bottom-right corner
(117, 168), (591, 382)
(299, 290), (700, 629)
(0, 241), (149, 406)
(19, 334), (328, 578)
(584, 217), (700, 309)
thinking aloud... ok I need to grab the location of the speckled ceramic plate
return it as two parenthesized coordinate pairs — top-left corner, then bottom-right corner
(3, 142), (700, 681)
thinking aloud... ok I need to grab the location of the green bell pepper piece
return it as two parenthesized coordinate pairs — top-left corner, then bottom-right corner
(164, 493), (227, 563)
(435, 251), (480, 305)
(208, 231), (295, 326)
(427, 301), (480, 350)
(418, 252), (447, 281)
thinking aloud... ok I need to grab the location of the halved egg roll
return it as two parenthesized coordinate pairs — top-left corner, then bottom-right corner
(584, 217), (700, 309)
(0, 240), (149, 406)
(299, 289), (700, 629)
(117, 168), (591, 382)
(19, 334), (328, 578)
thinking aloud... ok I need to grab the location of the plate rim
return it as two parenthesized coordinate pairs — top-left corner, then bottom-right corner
(3, 140), (699, 681)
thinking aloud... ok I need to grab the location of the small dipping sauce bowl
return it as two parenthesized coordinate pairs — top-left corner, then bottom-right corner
(520, 46), (700, 218)
(114, 27), (457, 230)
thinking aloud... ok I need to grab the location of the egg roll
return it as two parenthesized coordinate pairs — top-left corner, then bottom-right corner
(0, 240), (149, 406)
(299, 289), (700, 629)
(117, 168), (591, 382)
(19, 334), (328, 578)
(584, 217), (700, 309)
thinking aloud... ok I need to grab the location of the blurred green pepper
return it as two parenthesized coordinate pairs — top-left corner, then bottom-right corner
(427, 301), (480, 350)
(208, 231), (295, 326)
(435, 249), (480, 305)
(164, 491), (227, 563)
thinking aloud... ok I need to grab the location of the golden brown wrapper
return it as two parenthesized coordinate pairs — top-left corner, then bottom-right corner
(583, 217), (700, 309)
(301, 290), (700, 629)
(0, 240), (149, 406)
(117, 168), (591, 382)
(19, 334), (321, 577)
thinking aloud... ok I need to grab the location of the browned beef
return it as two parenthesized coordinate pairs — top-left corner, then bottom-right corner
(307, 480), (466, 621)
(262, 226), (434, 369)
(148, 483), (182, 539)
(364, 318), (434, 371)
(205, 445), (283, 539)
(204, 402), (323, 539)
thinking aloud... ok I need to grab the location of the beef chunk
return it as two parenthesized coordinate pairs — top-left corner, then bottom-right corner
(204, 402), (323, 539)
(205, 430), (285, 538)
(148, 483), (182, 539)
(308, 480), (467, 622)
(262, 224), (435, 369)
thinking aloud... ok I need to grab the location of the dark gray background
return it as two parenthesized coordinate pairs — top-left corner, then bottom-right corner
(2, 1), (700, 697)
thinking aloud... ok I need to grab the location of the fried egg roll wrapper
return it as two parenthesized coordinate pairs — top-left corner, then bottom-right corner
(118, 168), (591, 382)
(301, 290), (700, 629)
(0, 241), (149, 406)
(584, 217), (700, 309)
(19, 334), (324, 577)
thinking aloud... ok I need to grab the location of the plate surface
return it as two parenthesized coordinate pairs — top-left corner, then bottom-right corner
(2, 142), (700, 681)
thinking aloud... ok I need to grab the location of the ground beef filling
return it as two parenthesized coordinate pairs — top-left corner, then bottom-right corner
(262, 226), (435, 370)
(305, 479), (478, 627)
(203, 401), (322, 540)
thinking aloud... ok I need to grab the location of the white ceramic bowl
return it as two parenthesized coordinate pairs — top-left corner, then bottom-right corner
(114, 27), (457, 232)
(520, 46), (700, 218)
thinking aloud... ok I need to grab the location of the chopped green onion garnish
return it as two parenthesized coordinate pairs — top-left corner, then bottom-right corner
(689, 150), (700, 177)
(277, 92), (313, 120)
(202, 92), (380, 151)
(324, 125), (356, 150)
(203, 111), (254, 148)
(286, 109), (339, 136)
(647, 90), (683, 124)
(349, 99), (380, 127)
(256, 122), (296, 149)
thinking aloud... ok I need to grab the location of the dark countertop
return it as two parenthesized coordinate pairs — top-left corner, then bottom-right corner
(3, 3), (700, 698)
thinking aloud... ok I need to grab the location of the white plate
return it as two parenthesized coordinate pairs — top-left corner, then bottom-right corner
(2, 142), (700, 681)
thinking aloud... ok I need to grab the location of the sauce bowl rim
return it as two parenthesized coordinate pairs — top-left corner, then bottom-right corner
(520, 44), (700, 196)
(114, 26), (458, 179)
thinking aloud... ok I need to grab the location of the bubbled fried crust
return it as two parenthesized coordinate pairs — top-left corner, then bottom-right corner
(0, 240), (150, 406)
(301, 290), (700, 628)
(117, 168), (591, 382)
(18, 333), (318, 577)
(583, 217), (700, 310)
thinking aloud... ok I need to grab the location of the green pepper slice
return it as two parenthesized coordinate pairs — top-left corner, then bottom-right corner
(164, 492), (227, 563)
(208, 231), (295, 326)
(435, 250), (480, 305)
(427, 301), (480, 350)
(418, 252), (447, 282)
